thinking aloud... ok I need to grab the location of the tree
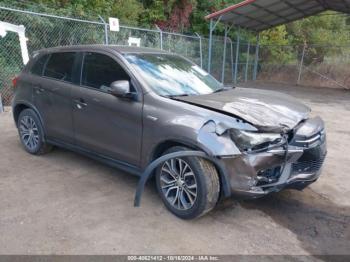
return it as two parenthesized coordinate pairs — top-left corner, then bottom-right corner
(258, 25), (294, 64)
(0, 0), (349, 52)
(286, 11), (350, 65)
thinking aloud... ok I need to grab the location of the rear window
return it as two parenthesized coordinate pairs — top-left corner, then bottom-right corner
(30, 54), (49, 76)
(43, 52), (76, 82)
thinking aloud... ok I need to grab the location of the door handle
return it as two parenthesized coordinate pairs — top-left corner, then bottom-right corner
(75, 98), (87, 108)
(34, 85), (44, 94)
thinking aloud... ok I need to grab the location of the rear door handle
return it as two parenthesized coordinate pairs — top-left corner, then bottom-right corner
(34, 85), (44, 94)
(75, 98), (87, 108)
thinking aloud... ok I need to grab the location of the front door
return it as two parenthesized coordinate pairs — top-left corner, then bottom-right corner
(72, 52), (143, 167)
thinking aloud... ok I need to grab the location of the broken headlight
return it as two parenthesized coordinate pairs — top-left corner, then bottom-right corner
(230, 130), (283, 152)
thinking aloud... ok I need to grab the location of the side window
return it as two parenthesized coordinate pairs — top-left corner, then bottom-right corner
(43, 52), (76, 82)
(30, 54), (49, 76)
(81, 52), (131, 92)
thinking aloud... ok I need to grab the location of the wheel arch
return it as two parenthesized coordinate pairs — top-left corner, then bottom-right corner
(13, 104), (30, 126)
(150, 139), (231, 198)
(13, 102), (45, 132)
(151, 139), (208, 162)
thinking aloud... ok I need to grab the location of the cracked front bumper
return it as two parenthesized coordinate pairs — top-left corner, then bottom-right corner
(220, 118), (327, 199)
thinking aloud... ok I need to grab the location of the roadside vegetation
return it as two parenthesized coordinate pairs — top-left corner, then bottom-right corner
(0, 0), (349, 102)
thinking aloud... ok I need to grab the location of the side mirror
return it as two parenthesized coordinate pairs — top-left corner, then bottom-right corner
(110, 80), (132, 98)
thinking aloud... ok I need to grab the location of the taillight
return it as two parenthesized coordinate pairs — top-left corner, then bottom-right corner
(12, 76), (18, 87)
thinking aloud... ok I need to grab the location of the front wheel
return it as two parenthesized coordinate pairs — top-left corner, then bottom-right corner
(155, 146), (220, 219)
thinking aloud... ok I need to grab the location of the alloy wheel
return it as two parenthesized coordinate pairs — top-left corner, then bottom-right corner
(19, 116), (40, 151)
(160, 158), (197, 210)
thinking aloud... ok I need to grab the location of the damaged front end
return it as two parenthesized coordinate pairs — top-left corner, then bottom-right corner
(135, 89), (327, 205)
(219, 116), (327, 199)
(175, 88), (327, 199)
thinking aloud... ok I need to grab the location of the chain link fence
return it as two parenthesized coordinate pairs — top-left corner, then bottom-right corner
(0, 6), (106, 104)
(0, 6), (349, 106)
(108, 25), (161, 48)
(257, 44), (350, 89)
(299, 44), (350, 89)
(0, 6), (261, 105)
(162, 32), (202, 67)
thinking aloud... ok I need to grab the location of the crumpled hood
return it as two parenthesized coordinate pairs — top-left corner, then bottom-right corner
(176, 87), (311, 131)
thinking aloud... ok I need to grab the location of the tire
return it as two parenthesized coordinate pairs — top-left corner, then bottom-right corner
(17, 108), (52, 155)
(155, 146), (220, 219)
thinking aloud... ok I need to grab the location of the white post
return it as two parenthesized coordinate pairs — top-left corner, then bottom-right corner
(18, 26), (29, 65)
(0, 21), (29, 65)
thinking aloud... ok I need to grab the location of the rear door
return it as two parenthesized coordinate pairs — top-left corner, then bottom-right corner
(72, 51), (143, 166)
(33, 52), (78, 143)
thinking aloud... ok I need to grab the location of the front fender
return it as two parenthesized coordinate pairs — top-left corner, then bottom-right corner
(141, 93), (256, 166)
(197, 120), (242, 156)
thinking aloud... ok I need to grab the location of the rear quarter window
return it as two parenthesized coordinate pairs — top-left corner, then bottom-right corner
(30, 54), (49, 76)
(43, 52), (76, 82)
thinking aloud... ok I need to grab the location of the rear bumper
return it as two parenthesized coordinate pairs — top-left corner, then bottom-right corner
(220, 118), (327, 199)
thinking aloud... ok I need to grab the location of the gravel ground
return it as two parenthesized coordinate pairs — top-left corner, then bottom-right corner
(0, 82), (349, 256)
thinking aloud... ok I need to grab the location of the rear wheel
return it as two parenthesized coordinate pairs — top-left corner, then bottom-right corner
(155, 146), (220, 219)
(17, 108), (52, 155)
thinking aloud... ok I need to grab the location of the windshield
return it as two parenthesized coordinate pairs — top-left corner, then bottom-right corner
(124, 53), (223, 96)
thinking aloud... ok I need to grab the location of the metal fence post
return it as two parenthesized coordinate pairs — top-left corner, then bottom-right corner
(253, 34), (260, 81)
(0, 94), (3, 113)
(208, 16), (222, 74)
(234, 29), (240, 84)
(228, 37), (234, 83)
(155, 25), (163, 50)
(297, 43), (306, 85)
(160, 31), (163, 50)
(245, 41), (251, 82)
(208, 19), (214, 73)
(195, 32), (203, 68)
(98, 15), (108, 45)
(221, 26), (228, 83)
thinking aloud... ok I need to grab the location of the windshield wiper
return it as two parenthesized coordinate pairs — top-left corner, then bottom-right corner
(213, 87), (227, 93)
(164, 94), (190, 98)
(213, 86), (235, 93)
